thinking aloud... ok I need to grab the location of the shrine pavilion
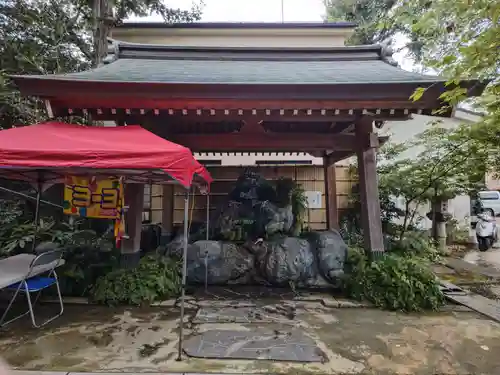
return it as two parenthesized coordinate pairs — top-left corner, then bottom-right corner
(11, 22), (486, 258)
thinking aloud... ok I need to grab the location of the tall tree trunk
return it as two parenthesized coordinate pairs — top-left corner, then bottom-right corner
(93, 0), (113, 67)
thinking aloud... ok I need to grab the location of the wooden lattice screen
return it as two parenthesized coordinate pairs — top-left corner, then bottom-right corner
(146, 165), (354, 231)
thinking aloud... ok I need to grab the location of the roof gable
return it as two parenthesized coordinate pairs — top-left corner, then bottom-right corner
(13, 40), (445, 86)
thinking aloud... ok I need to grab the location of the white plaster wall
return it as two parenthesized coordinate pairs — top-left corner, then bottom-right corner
(379, 114), (462, 159)
(193, 152), (325, 166)
(485, 174), (500, 190)
(378, 110), (480, 229)
(111, 28), (351, 48)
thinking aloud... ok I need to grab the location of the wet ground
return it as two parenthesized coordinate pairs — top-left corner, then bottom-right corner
(1, 301), (500, 375)
(464, 248), (500, 271)
(463, 221), (500, 271)
(441, 237), (500, 300)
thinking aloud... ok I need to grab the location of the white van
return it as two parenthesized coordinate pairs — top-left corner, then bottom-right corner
(478, 191), (500, 217)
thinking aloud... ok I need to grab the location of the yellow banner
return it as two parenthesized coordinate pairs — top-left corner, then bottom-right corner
(63, 176), (123, 219)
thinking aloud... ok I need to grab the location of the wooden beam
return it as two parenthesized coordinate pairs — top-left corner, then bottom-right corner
(240, 119), (266, 134)
(161, 185), (174, 236)
(50, 97), (438, 112)
(170, 133), (357, 152)
(355, 118), (384, 257)
(82, 110), (413, 123)
(16, 79), (452, 103)
(143, 112), (411, 123)
(323, 156), (339, 230)
(325, 151), (355, 165)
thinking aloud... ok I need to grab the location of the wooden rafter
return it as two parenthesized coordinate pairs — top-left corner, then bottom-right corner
(170, 133), (358, 152)
(50, 98), (440, 112)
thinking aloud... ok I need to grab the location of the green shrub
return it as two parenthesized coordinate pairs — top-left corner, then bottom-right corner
(290, 182), (307, 236)
(343, 246), (366, 273)
(387, 230), (441, 261)
(343, 248), (445, 312)
(91, 255), (181, 306)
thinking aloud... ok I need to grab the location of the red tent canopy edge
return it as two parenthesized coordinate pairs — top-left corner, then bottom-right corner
(0, 121), (212, 189)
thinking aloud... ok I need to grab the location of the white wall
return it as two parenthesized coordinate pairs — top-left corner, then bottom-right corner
(111, 27), (352, 48)
(193, 152), (324, 166)
(378, 110), (482, 229)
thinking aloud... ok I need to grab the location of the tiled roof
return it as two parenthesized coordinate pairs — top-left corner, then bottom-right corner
(12, 42), (445, 86)
(36, 58), (441, 85)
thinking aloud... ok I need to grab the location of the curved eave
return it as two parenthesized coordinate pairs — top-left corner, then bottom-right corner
(11, 75), (484, 100)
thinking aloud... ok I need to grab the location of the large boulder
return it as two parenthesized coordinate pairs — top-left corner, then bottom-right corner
(229, 170), (276, 205)
(262, 203), (294, 235)
(214, 201), (249, 240)
(211, 170), (287, 240)
(187, 241), (255, 284)
(163, 234), (187, 258)
(255, 236), (317, 286)
(306, 230), (347, 285)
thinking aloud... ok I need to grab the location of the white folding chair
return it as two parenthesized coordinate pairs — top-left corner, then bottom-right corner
(0, 250), (64, 328)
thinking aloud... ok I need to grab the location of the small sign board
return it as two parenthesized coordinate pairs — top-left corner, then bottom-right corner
(305, 191), (322, 209)
(63, 176), (123, 219)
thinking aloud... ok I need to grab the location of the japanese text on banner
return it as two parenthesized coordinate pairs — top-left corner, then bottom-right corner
(63, 176), (123, 219)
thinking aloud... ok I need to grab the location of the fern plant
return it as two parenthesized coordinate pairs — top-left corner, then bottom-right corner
(291, 182), (308, 236)
(91, 255), (182, 306)
(343, 248), (445, 312)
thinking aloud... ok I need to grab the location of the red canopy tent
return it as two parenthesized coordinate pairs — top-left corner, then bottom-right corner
(0, 121), (211, 350)
(0, 121), (212, 187)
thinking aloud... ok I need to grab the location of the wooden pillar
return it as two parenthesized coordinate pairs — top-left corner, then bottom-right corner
(121, 183), (144, 268)
(161, 184), (174, 240)
(323, 156), (338, 230)
(355, 119), (385, 258)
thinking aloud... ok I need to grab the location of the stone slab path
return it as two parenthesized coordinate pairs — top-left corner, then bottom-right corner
(2, 303), (500, 374)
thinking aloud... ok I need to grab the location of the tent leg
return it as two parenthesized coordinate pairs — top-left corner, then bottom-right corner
(206, 194), (210, 241)
(205, 194), (210, 293)
(31, 182), (42, 254)
(176, 189), (189, 362)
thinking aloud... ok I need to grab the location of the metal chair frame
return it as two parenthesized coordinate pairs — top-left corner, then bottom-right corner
(0, 249), (64, 328)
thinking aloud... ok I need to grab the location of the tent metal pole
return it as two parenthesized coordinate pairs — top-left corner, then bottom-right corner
(205, 193), (210, 293)
(0, 186), (62, 209)
(31, 181), (42, 253)
(206, 194), (210, 241)
(176, 188), (189, 361)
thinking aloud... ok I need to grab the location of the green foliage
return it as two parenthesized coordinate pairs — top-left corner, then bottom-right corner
(0, 213), (57, 256)
(91, 255), (182, 306)
(343, 245), (366, 273)
(270, 177), (308, 237)
(219, 174), (308, 241)
(290, 181), (308, 236)
(341, 122), (485, 247)
(343, 248), (445, 312)
(376, 125), (485, 240)
(446, 218), (471, 245)
(0, 0), (202, 129)
(323, 0), (425, 58)
(54, 223), (118, 297)
(324, 0), (396, 44)
(0, 200), (118, 297)
(0, 198), (24, 225)
(386, 230), (441, 262)
(388, 0), (498, 177)
(339, 158), (403, 245)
